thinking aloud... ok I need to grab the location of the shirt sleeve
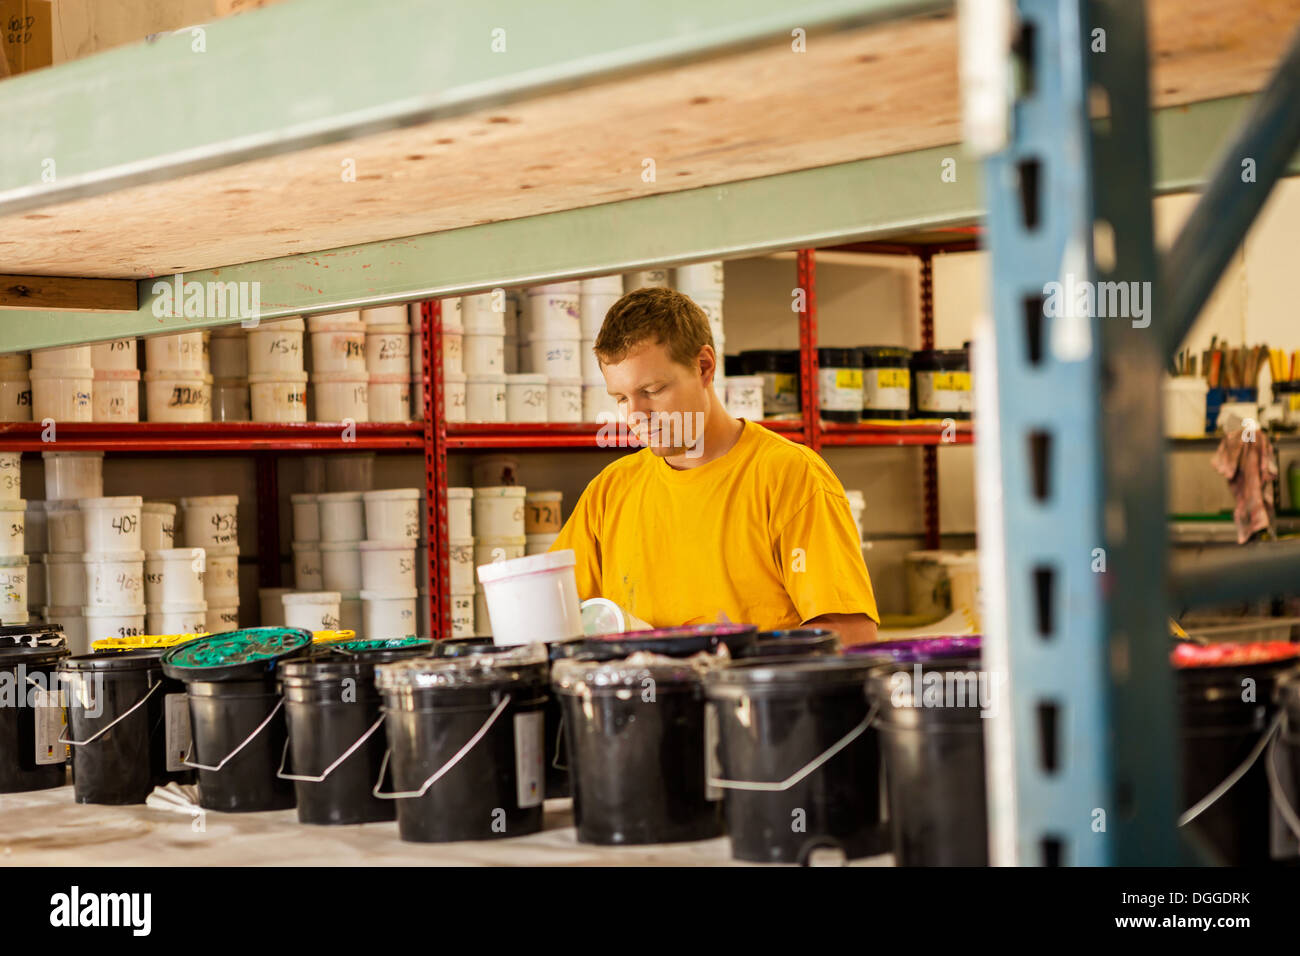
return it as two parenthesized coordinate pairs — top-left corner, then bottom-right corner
(548, 481), (602, 602)
(775, 489), (880, 624)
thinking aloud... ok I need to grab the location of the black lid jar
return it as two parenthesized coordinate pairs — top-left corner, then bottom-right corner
(910, 348), (971, 421)
(817, 347), (863, 424)
(859, 346), (912, 420)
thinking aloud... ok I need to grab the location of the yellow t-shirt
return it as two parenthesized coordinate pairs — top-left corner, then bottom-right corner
(549, 419), (879, 630)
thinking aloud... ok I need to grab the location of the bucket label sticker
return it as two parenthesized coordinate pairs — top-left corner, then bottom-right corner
(916, 370), (972, 414)
(866, 368), (911, 411)
(513, 711), (544, 809)
(165, 693), (193, 772)
(33, 687), (68, 765)
(704, 705), (722, 802)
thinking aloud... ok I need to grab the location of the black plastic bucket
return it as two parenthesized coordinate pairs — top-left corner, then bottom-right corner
(375, 643), (550, 842)
(553, 653), (723, 845)
(58, 648), (192, 805)
(706, 656), (888, 863)
(278, 637), (433, 825)
(0, 628), (70, 793)
(733, 628), (839, 660)
(553, 623), (757, 662)
(867, 658), (991, 865)
(1174, 641), (1300, 865)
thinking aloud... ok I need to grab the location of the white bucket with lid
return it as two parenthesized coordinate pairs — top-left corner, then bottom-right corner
(472, 486), (525, 537)
(201, 543), (240, 602)
(141, 501), (177, 551)
(521, 338), (581, 379)
(463, 332), (505, 375)
(441, 328), (463, 375)
(209, 330), (249, 379)
(358, 540), (416, 591)
(292, 542), (323, 589)
(249, 370), (308, 422)
(1163, 376), (1209, 438)
(29, 367), (93, 421)
(447, 487), (473, 538)
(320, 540), (363, 591)
(144, 331), (204, 372)
(361, 488), (420, 542)
(547, 378), (582, 423)
(444, 371), (467, 421)
(450, 590), (475, 639)
(147, 601), (209, 636)
(525, 532), (559, 555)
(90, 338), (137, 371)
(82, 551), (145, 608)
(83, 604), (147, 641)
(19, 501), (40, 556)
(448, 537), (475, 592)
(205, 604), (240, 634)
(367, 374), (411, 422)
(506, 373), (548, 422)
(360, 589), (418, 639)
(674, 261), (725, 296)
(0, 370), (32, 422)
(317, 491), (364, 541)
(92, 368), (140, 422)
(579, 291), (619, 339)
(0, 451), (20, 501)
(522, 288), (580, 339)
(79, 496), (143, 553)
(144, 369), (210, 422)
(475, 536), (526, 568)
(310, 325), (367, 374)
(0, 555), (29, 623)
(524, 491), (563, 533)
(361, 305), (408, 327)
(259, 587), (293, 626)
(476, 549), (583, 645)
(725, 375), (764, 420)
(283, 591), (342, 632)
(41, 553), (86, 607)
(583, 384), (618, 422)
(144, 547), (206, 605)
(43, 451), (103, 500)
(461, 294), (508, 334)
(180, 495), (239, 548)
(290, 493), (320, 542)
(579, 339), (602, 382)
(31, 345), (93, 369)
(312, 372), (369, 422)
(365, 326), (411, 375)
(44, 503), (85, 553)
(212, 380), (251, 422)
(465, 374), (506, 422)
(247, 318), (305, 374)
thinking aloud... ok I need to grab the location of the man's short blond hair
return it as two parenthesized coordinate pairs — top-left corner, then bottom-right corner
(592, 287), (714, 369)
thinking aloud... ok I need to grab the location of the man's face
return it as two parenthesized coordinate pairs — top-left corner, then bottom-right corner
(601, 338), (715, 457)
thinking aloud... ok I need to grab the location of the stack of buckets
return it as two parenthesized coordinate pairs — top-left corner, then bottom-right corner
(579, 277), (621, 421)
(290, 492), (324, 592)
(417, 298), (465, 422)
(358, 488), (421, 638)
(246, 316), (306, 422)
(29, 344), (94, 422)
(315, 490), (365, 633)
(447, 487), (473, 638)
(90, 338), (140, 422)
(470, 485), (527, 636)
(180, 495), (240, 632)
(80, 495), (147, 646)
(210, 324), (250, 421)
(0, 452), (28, 625)
(461, 292), (506, 422)
(517, 283), (583, 423)
(308, 310), (368, 422)
(0, 350), (32, 422)
(144, 331), (210, 422)
(360, 305), (411, 421)
(143, 505), (206, 636)
(39, 453), (97, 651)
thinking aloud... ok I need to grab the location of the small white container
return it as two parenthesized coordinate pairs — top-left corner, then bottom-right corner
(472, 486), (525, 537)
(725, 374), (765, 420)
(317, 491), (364, 541)
(144, 331), (205, 372)
(147, 601), (209, 636)
(522, 338), (581, 379)
(246, 317), (306, 374)
(447, 487), (473, 538)
(444, 371), (467, 422)
(1164, 375), (1209, 438)
(212, 379), (251, 422)
(290, 493), (320, 542)
(259, 587), (293, 626)
(29, 367), (93, 421)
(82, 551), (145, 609)
(547, 378), (583, 423)
(43, 450), (103, 500)
(524, 490), (563, 534)
(463, 333), (505, 375)
(525, 532), (560, 555)
(0, 370), (32, 422)
(0, 451), (19, 501)
(283, 591), (342, 632)
(623, 270), (670, 292)
(506, 373), (548, 422)
(91, 368), (140, 423)
(579, 339), (602, 382)
(21, 501), (43, 556)
(310, 325), (367, 374)
(209, 328), (249, 379)
(448, 537), (475, 592)
(180, 495), (239, 548)
(320, 540), (363, 591)
(360, 589), (418, 639)
(522, 288), (581, 339)
(579, 292), (620, 339)
(476, 549), (583, 645)
(144, 547), (206, 605)
(368, 374), (411, 422)
(361, 305), (408, 327)
(205, 605), (240, 634)
(202, 544), (240, 602)
(465, 374), (507, 422)
(361, 488), (420, 542)
(141, 501), (177, 551)
(583, 384), (618, 422)
(461, 294), (507, 333)
(79, 496), (143, 553)
(31, 345), (93, 369)
(90, 338), (138, 371)
(312, 371), (369, 422)
(44, 503), (85, 553)
(450, 590), (475, 639)
(144, 369), (210, 422)
(83, 604), (147, 642)
(359, 540), (417, 591)
(441, 327), (463, 375)
(365, 325), (411, 375)
(249, 370), (308, 422)
(44, 605), (88, 654)
(0, 555), (29, 624)
(475, 536), (526, 568)
(674, 261), (725, 296)
(292, 542), (323, 590)
(41, 553), (86, 607)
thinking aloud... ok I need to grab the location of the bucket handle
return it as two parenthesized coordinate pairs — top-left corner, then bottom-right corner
(182, 698), (285, 773)
(57, 679), (163, 746)
(1178, 711), (1281, 827)
(372, 693), (511, 800)
(708, 702), (878, 793)
(276, 713), (387, 783)
(1266, 713), (1300, 843)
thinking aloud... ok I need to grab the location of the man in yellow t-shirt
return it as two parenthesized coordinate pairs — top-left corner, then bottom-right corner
(549, 287), (879, 646)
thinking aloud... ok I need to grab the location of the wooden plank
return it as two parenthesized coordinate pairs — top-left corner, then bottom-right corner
(0, 0), (1293, 279)
(0, 273), (136, 310)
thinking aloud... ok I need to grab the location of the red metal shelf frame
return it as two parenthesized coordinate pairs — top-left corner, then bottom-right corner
(0, 421), (423, 452)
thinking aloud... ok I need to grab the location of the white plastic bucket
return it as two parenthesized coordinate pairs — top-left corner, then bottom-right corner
(83, 605), (147, 641)
(79, 496), (143, 553)
(360, 589), (417, 639)
(475, 536), (526, 568)
(450, 590), (475, 639)
(44, 503), (84, 553)
(725, 374), (764, 420)
(441, 328), (463, 375)
(622, 270), (669, 292)
(506, 374), (548, 422)
(0, 555), (28, 624)
(144, 331), (205, 372)
(361, 488), (420, 542)
(202, 544), (240, 602)
(205, 605), (240, 634)
(43, 451), (103, 500)
(0, 370), (32, 422)
(91, 368), (140, 423)
(0, 452), (19, 501)
(283, 591), (342, 632)
(583, 384), (618, 422)
(674, 261), (725, 296)
(90, 338), (138, 371)
(579, 339), (602, 382)
(447, 487), (473, 538)
(312, 372), (369, 422)
(465, 374), (506, 422)
(698, 296), (724, 340)
(325, 454), (374, 492)
(147, 601), (209, 636)
(31, 345), (93, 369)
(144, 547), (206, 605)
(259, 587), (293, 626)
(1164, 376), (1208, 438)
(248, 370), (308, 422)
(461, 294), (507, 333)
(525, 532), (559, 555)
(448, 537), (475, 592)
(44, 605), (88, 654)
(320, 541), (363, 591)
(82, 551), (145, 608)
(444, 371), (467, 422)
(463, 333), (505, 375)
(144, 369), (210, 422)
(290, 493), (320, 542)
(141, 502), (177, 551)
(365, 325), (411, 375)
(29, 367), (93, 421)
(522, 289), (580, 339)
(310, 325), (367, 374)
(292, 542), (323, 590)
(358, 540), (416, 591)
(579, 292), (619, 338)
(209, 329), (249, 379)
(361, 305), (408, 327)
(524, 491), (563, 533)
(472, 486), (525, 538)
(180, 495), (239, 548)
(367, 374), (411, 422)
(317, 491), (364, 541)
(547, 378), (582, 423)
(212, 379), (251, 422)
(308, 310), (362, 332)
(521, 338), (581, 379)
(41, 553), (86, 607)
(246, 318), (306, 374)
(476, 549), (583, 645)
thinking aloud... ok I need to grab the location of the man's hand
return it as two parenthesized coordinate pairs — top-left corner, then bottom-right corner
(804, 612), (878, 647)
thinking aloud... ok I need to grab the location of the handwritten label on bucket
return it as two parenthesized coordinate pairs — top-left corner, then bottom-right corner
(514, 711), (544, 809)
(34, 688), (68, 765)
(165, 693), (193, 772)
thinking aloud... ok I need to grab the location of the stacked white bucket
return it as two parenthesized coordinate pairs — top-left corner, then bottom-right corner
(461, 293), (507, 422)
(143, 502), (205, 635)
(361, 306), (412, 421)
(359, 488), (421, 638)
(0, 452), (28, 627)
(315, 491), (364, 633)
(284, 488), (343, 634)
(39, 452), (96, 650)
(91, 339), (140, 422)
(144, 331), (210, 422)
(514, 283), (583, 423)
(309, 311), (368, 422)
(81, 490), (146, 646)
(29, 345), (94, 422)
(470, 485), (528, 637)
(210, 325), (250, 422)
(580, 277), (622, 421)
(0, 351), (32, 422)
(447, 487), (474, 638)
(246, 316), (306, 422)
(181, 495), (239, 633)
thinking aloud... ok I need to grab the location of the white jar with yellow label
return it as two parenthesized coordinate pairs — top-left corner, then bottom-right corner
(817, 348), (863, 423)
(912, 348), (972, 421)
(861, 346), (912, 420)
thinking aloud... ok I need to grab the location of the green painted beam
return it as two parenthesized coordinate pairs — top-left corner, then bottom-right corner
(0, 0), (947, 216)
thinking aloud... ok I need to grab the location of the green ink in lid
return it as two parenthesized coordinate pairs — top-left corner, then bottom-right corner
(161, 627), (313, 682)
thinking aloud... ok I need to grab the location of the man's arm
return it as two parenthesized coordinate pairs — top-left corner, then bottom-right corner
(805, 612), (878, 647)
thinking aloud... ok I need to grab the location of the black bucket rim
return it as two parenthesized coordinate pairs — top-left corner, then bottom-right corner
(705, 654), (891, 695)
(279, 638), (436, 682)
(0, 643), (70, 668)
(59, 648), (165, 671)
(374, 643), (549, 692)
(432, 635), (579, 661)
(866, 657), (992, 722)
(551, 651), (712, 695)
(553, 623), (756, 662)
